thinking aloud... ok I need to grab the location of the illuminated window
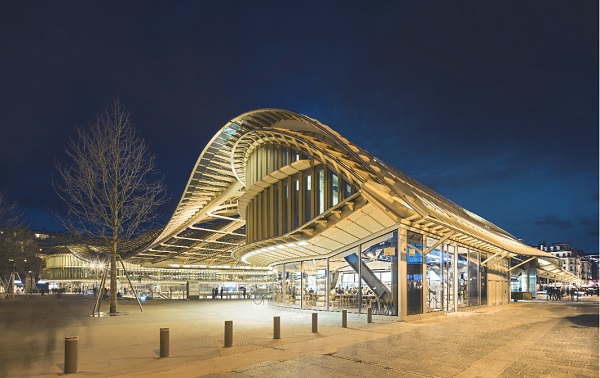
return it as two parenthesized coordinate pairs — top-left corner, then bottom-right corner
(293, 176), (300, 229)
(304, 173), (312, 223)
(316, 165), (325, 215)
(330, 171), (339, 207)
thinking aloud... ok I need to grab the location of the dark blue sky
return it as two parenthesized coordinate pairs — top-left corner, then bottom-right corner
(0, 1), (597, 253)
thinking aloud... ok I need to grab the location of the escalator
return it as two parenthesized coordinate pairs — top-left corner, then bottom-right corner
(344, 254), (392, 302)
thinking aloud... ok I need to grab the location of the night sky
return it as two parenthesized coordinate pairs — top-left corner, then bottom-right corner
(0, 1), (597, 253)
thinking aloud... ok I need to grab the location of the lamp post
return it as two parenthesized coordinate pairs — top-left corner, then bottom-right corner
(28, 271), (32, 295)
(8, 258), (15, 300)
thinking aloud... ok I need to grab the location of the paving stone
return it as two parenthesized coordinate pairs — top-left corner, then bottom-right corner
(0, 295), (597, 377)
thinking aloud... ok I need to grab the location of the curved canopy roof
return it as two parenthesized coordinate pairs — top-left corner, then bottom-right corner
(132, 109), (578, 283)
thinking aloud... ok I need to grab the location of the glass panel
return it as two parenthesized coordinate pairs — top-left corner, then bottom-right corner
(330, 171), (339, 207)
(443, 244), (455, 312)
(457, 246), (469, 308)
(274, 184), (279, 236)
(426, 237), (443, 312)
(316, 165), (325, 215)
(282, 182), (288, 233)
(304, 173), (312, 223)
(468, 249), (480, 306)
(407, 231), (423, 315)
(302, 259), (327, 310)
(254, 150), (259, 184)
(480, 253), (487, 305)
(329, 247), (361, 313)
(271, 265), (284, 306)
(292, 176), (300, 229)
(282, 147), (289, 166)
(284, 262), (301, 309)
(343, 180), (352, 199)
(340, 178), (349, 200)
(361, 231), (398, 316)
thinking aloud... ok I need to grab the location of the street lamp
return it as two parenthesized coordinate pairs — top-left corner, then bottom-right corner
(27, 270), (32, 294)
(8, 259), (15, 299)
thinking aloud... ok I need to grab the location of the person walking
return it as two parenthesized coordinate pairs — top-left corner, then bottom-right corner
(220, 287), (224, 299)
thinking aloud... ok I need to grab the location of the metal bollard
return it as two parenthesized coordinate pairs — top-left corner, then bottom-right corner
(224, 320), (233, 347)
(160, 328), (170, 357)
(64, 336), (78, 374)
(367, 307), (373, 323)
(312, 313), (318, 333)
(273, 316), (281, 339)
(342, 309), (348, 328)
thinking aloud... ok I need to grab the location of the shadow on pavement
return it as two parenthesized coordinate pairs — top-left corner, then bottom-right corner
(565, 314), (599, 328)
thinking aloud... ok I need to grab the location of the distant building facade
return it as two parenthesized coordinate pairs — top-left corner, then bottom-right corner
(537, 242), (595, 284)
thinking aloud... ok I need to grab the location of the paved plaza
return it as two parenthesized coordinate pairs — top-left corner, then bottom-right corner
(0, 294), (597, 377)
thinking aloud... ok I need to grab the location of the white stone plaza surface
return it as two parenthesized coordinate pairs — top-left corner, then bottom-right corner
(1, 295), (597, 377)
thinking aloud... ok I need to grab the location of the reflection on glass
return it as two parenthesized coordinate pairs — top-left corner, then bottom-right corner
(407, 232), (423, 315)
(468, 249), (480, 306)
(271, 265), (284, 306)
(292, 176), (299, 229)
(316, 165), (325, 215)
(342, 178), (352, 200)
(304, 174), (312, 223)
(302, 259), (327, 310)
(330, 171), (339, 207)
(274, 185), (278, 234)
(329, 247), (360, 313)
(360, 231), (397, 316)
(282, 182), (288, 233)
(480, 253), (487, 305)
(444, 244), (455, 312)
(426, 238), (443, 312)
(284, 262), (301, 309)
(457, 246), (468, 307)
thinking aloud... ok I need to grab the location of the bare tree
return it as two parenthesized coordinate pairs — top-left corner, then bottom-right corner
(0, 192), (24, 229)
(0, 192), (39, 294)
(0, 192), (26, 279)
(53, 99), (167, 314)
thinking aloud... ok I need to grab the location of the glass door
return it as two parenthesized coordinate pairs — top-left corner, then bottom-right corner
(442, 244), (455, 312)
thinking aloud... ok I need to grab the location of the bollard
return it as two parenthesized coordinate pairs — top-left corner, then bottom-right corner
(342, 309), (348, 328)
(273, 316), (281, 339)
(367, 307), (373, 323)
(312, 313), (318, 333)
(64, 336), (78, 374)
(160, 328), (170, 357)
(224, 320), (233, 347)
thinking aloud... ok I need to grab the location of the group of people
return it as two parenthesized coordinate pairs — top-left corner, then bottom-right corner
(546, 287), (583, 301)
(211, 287), (223, 299)
(545, 287), (563, 301)
(330, 286), (373, 296)
(211, 286), (247, 299)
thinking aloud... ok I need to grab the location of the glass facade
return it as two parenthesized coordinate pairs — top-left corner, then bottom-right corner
(245, 145), (357, 243)
(284, 261), (302, 309)
(426, 238), (443, 312)
(41, 254), (275, 299)
(44, 224), (503, 317)
(407, 232), (423, 315)
(360, 233), (398, 316)
(330, 247), (361, 313)
(457, 246), (469, 307)
(302, 259), (327, 310)
(271, 232), (398, 316)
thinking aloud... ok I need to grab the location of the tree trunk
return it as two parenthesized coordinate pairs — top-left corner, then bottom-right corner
(109, 251), (118, 314)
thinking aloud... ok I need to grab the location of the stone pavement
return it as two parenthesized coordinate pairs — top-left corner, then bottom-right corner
(0, 294), (597, 377)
